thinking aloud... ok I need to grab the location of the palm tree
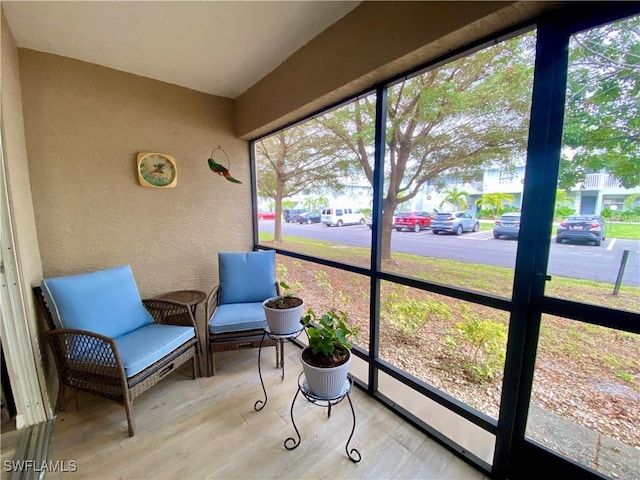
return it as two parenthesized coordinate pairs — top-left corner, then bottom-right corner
(316, 195), (329, 210)
(476, 192), (515, 218)
(623, 193), (639, 211)
(303, 197), (314, 212)
(439, 187), (470, 211)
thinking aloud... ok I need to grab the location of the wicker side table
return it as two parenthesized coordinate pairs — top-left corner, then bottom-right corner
(156, 290), (206, 318)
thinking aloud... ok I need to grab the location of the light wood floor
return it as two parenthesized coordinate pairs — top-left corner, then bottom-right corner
(1, 420), (19, 480)
(2, 344), (488, 480)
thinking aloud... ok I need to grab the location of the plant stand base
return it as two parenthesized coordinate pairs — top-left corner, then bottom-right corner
(254, 326), (303, 411)
(284, 372), (361, 463)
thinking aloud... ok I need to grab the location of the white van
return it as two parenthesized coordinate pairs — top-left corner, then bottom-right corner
(321, 207), (365, 227)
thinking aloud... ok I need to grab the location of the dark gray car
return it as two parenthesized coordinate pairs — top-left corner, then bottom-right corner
(493, 212), (521, 239)
(283, 208), (305, 223)
(298, 212), (321, 224)
(431, 211), (479, 235)
(556, 215), (606, 246)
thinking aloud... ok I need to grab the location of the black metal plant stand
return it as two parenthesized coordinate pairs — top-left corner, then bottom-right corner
(254, 326), (304, 411)
(284, 372), (361, 463)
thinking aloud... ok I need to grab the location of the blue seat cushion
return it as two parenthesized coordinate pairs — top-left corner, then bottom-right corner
(41, 265), (153, 338)
(115, 324), (195, 377)
(218, 251), (277, 305)
(209, 303), (267, 334)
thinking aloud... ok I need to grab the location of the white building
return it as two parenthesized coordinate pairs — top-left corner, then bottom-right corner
(422, 166), (639, 216)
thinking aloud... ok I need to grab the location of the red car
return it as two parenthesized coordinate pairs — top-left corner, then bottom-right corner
(257, 211), (276, 220)
(393, 211), (432, 232)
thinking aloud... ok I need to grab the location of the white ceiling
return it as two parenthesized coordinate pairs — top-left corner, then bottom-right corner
(3, 1), (359, 99)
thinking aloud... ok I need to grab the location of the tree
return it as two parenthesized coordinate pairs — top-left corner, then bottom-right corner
(623, 193), (639, 210)
(476, 193), (515, 218)
(255, 123), (352, 242)
(559, 15), (640, 189)
(439, 187), (470, 211)
(302, 194), (329, 213)
(318, 33), (534, 259)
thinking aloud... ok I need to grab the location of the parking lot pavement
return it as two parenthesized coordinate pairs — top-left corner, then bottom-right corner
(459, 231), (493, 240)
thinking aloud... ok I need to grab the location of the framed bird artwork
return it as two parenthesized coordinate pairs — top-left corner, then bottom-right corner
(207, 144), (242, 184)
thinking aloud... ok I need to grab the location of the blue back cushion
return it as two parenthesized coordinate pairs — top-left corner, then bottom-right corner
(218, 251), (277, 305)
(41, 265), (153, 338)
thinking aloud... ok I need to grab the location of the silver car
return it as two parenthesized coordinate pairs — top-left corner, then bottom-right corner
(431, 211), (479, 235)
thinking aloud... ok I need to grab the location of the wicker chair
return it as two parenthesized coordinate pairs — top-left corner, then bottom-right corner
(206, 251), (280, 376)
(34, 265), (199, 436)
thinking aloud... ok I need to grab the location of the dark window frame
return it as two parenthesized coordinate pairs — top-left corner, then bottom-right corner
(249, 3), (640, 479)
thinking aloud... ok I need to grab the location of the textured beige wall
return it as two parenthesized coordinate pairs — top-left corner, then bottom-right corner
(19, 50), (252, 298)
(236, 1), (555, 139)
(1, 14), (43, 292)
(1, 10), (51, 415)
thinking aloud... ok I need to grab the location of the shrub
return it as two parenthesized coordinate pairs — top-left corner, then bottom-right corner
(554, 205), (575, 221)
(444, 312), (507, 383)
(383, 291), (452, 336)
(620, 207), (640, 222)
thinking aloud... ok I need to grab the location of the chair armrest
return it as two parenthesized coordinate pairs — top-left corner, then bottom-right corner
(204, 286), (220, 324)
(45, 328), (125, 377)
(142, 299), (197, 329)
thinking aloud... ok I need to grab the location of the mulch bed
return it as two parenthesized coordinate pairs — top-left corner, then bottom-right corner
(278, 254), (639, 448)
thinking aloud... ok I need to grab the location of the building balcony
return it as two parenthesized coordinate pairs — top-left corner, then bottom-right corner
(582, 173), (622, 190)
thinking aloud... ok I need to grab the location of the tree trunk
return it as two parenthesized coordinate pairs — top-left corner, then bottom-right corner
(273, 184), (284, 243)
(380, 197), (397, 261)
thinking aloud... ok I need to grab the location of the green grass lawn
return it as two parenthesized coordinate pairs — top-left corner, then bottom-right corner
(605, 222), (640, 239)
(479, 219), (640, 240)
(259, 231), (639, 312)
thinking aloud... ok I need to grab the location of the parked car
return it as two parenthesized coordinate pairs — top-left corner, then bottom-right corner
(283, 208), (305, 223)
(556, 215), (606, 246)
(257, 211), (275, 221)
(298, 212), (321, 224)
(365, 214), (398, 230)
(321, 207), (365, 227)
(431, 211), (479, 235)
(493, 212), (521, 239)
(393, 211), (431, 232)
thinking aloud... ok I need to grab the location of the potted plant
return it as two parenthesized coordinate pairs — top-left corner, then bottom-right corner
(300, 308), (359, 398)
(263, 281), (305, 334)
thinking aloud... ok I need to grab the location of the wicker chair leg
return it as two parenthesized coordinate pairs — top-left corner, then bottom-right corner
(208, 342), (215, 377)
(74, 389), (81, 411)
(191, 355), (198, 379)
(56, 385), (66, 412)
(124, 396), (135, 437)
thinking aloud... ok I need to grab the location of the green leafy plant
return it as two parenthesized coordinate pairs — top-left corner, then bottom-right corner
(444, 312), (507, 383)
(277, 281), (292, 303)
(383, 294), (452, 336)
(554, 205), (576, 221)
(315, 270), (332, 291)
(301, 308), (360, 367)
(264, 280), (303, 309)
(615, 370), (633, 383)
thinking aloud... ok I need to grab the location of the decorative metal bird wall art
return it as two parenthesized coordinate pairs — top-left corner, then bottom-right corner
(207, 144), (242, 184)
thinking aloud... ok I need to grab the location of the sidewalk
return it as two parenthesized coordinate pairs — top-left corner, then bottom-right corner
(527, 404), (639, 479)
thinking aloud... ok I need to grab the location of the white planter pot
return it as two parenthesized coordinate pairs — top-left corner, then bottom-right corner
(301, 347), (351, 399)
(262, 297), (304, 335)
